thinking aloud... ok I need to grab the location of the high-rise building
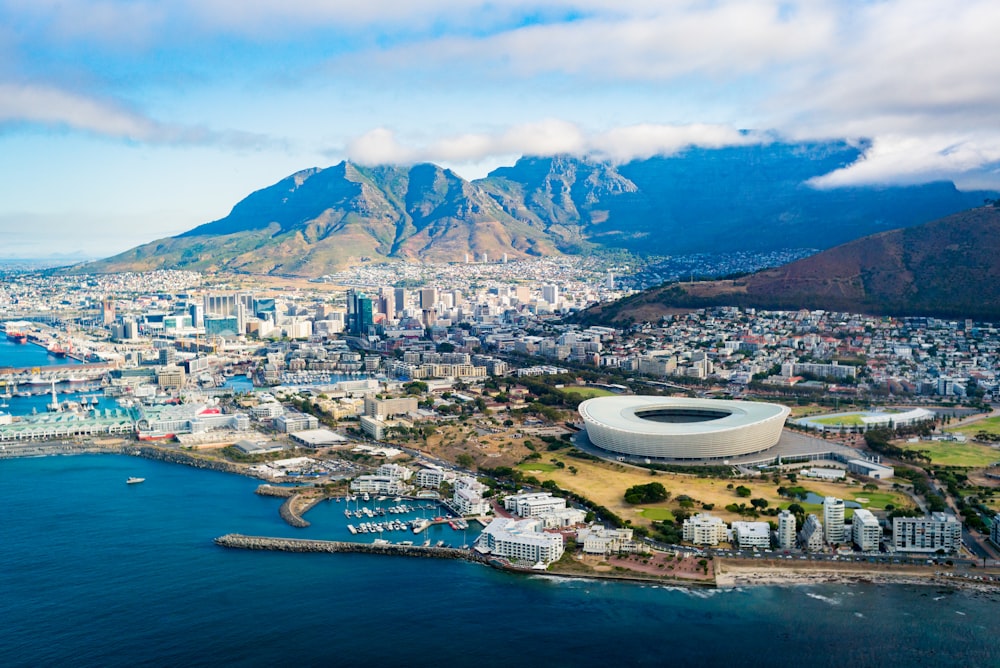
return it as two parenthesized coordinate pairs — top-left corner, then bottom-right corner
(777, 509), (797, 550)
(346, 289), (374, 336)
(852, 509), (881, 552)
(420, 287), (438, 310)
(188, 302), (204, 328)
(542, 284), (559, 305)
(823, 497), (846, 545)
(101, 297), (116, 326)
(892, 513), (962, 553)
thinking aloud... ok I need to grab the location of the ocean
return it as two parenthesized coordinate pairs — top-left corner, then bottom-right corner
(1, 454), (998, 668)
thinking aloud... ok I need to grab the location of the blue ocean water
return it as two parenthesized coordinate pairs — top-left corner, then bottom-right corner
(1, 455), (998, 668)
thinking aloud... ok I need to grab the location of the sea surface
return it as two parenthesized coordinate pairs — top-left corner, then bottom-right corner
(2, 454), (998, 668)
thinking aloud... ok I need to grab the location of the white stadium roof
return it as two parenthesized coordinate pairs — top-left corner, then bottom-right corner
(578, 396), (790, 461)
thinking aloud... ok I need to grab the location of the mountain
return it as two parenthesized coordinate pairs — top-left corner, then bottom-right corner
(479, 142), (995, 255)
(84, 162), (558, 275)
(577, 206), (1000, 323)
(78, 141), (996, 277)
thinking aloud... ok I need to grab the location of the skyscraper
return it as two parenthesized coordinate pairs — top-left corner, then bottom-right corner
(777, 509), (797, 550)
(823, 496), (845, 545)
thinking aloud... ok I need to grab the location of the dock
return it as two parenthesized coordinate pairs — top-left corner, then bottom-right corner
(214, 533), (471, 561)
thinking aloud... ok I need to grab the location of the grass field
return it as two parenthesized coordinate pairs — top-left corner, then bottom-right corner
(898, 440), (999, 468)
(638, 508), (676, 521)
(559, 386), (614, 399)
(949, 416), (1000, 438)
(526, 454), (911, 527)
(517, 462), (559, 473)
(811, 414), (866, 426)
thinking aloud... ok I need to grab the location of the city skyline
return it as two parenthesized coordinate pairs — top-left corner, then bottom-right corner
(2, 1), (999, 257)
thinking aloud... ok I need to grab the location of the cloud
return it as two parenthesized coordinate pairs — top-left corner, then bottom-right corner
(344, 121), (768, 166)
(808, 135), (1000, 190)
(0, 82), (277, 149)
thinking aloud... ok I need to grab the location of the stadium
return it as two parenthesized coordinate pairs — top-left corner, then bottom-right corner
(578, 396), (790, 461)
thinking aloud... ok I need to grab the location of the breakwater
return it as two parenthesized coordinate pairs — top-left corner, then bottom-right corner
(214, 533), (471, 561)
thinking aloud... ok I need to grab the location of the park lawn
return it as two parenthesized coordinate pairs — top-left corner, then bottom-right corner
(638, 508), (676, 521)
(516, 462), (559, 473)
(811, 413), (866, 426)
(529, 456), (904, 526)
(898, 440), (999, 468)
(949, 416), (1000, 438)
(559, 385), (614, 399)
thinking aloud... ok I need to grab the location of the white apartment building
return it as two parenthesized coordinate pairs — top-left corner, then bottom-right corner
(534, 507), (588, 529)
(799, 514), (825, 552)
(682, 513), (727, 546)
(453, 476), (491, 516)
(852, 508), (882, 552)
(504, 492), (568, 518)
(731, 521), (772, 549)
(349, 475), (405, 495)
(415, 468), (446, 488)
(823, 497), (846, 545)
(892, 513), (962, 553)
(479, 517), (564, 565)
(376, 463), (413, 481)
(578, 526), (640, 555)
(777, 510), (797, 551)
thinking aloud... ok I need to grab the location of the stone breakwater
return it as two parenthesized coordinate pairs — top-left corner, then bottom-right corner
(278, 496), (312, 528)
(214, 534), (471, 561)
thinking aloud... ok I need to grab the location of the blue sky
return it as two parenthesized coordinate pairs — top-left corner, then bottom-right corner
(2, 0), (999, 258)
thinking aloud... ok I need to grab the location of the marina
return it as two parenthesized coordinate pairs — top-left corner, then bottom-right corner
(306, 494), (479, 549)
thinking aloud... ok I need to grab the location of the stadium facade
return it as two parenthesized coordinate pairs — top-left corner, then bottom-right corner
(578, 396), (790, 461)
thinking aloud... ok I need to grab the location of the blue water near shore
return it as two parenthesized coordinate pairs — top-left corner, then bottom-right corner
(0, 337), (82, 369)
(2, 455), (999, 667)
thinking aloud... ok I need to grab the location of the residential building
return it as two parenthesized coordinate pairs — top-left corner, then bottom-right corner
(823, 497), (846, 545)
(479, 517), (564, 565)
(504, 492), (568, 518)
(453, 476), (491, 516)
(349, 475), (406, 495)
(777, 510), (797, 551)
(892, 513), (962, 553)
(376, 463), (413, 481)
(415, 468), (446, 488)
(799, 514), (825, 552)
(852, 508), (882, 552)
(578, 526), (640, 555)
(732, 521), (771, 549)
(682, 513), (727, 546)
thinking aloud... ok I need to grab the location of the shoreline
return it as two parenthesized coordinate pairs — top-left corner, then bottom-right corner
(8, 445), (1000, 594)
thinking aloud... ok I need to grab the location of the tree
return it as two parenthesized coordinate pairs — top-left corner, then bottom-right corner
(455, 453), (475, 469)
(735, 485), (752, 498)
(750, 498), (769, 510)
(624, 482), (670, 504)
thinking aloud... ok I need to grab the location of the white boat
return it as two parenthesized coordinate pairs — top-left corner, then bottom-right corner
(126, 477), (145, 484)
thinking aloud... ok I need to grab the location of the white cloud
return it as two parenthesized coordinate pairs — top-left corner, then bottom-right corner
(808, 135), (1000, 190)
(0, 82), (277, 149)
(0, 83), (158, 138)
(345, 121), (768, 166)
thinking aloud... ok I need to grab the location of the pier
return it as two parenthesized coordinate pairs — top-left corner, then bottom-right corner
(214, 533), (471, 561)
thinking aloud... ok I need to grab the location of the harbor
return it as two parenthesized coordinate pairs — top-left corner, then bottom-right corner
(262, 488), (482, 549)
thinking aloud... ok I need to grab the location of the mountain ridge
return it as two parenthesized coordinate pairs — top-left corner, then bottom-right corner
(75, 142), (997, 276)
(576, 206), (1000, 323)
